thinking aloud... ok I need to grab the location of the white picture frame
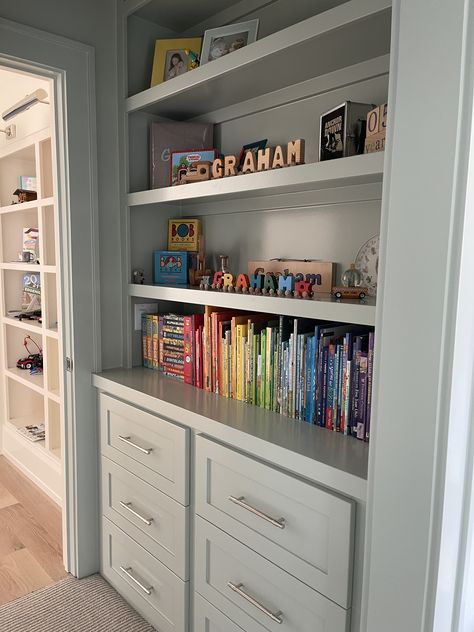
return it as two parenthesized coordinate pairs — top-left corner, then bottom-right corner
(201, 19), (259, 65)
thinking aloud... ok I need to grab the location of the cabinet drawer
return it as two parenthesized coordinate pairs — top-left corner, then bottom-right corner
(195, 436), (354, 608)
(100, 393), (189, 504)
(102, 517), (188, 632)
(195, 517), (350, 632)
(101, 456), (188, 580)
(194, 593), (245, 632)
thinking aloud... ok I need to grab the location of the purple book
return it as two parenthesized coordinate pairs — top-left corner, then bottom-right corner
(365, 331), (375, 441)
(357, 353), (368, 440)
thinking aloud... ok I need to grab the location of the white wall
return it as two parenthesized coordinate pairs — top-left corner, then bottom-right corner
(0, 0), (121, 369)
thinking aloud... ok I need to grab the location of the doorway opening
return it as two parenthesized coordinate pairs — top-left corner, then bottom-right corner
(0, 64), (67, 602)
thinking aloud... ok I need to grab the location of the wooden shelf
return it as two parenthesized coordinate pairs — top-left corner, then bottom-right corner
(126, 0), (391, 119)
(128, 153), (384, 209)
(93, 367), (369, 501)
(2, 315), (42, 334)
(5, 367), (44, 395)
(129, 283), (376, 326)
(0, 263), (55, 272)
(0, 196), (54, 214)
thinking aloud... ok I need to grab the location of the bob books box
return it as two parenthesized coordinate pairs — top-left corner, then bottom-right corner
(248, 260), (335, 294)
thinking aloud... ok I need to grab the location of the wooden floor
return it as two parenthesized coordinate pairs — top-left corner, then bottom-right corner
(0, 456), (68, 605)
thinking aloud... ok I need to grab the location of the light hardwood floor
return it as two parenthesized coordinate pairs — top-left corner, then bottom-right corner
(0, 456), (68, 605)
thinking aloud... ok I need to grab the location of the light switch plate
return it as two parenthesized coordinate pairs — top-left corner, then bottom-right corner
(134, 303), (158, 330)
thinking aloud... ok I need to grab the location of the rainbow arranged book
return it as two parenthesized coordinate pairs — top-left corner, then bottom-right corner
(142, 309), (375, 441)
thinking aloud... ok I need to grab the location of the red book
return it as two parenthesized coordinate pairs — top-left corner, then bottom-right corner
(195, 326), (203, 389)
(183, 314), (204, 385)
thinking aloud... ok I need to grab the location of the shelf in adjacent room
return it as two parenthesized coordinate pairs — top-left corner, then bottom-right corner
(127, 153), (384, 208)
(2, 316), (42, 333)
(5, 367), (44, 395)
(126, 0), (391, 119)
(93, 367), (369, 501)
(0, 196), (54, 214)
(129, 283), (376, 326)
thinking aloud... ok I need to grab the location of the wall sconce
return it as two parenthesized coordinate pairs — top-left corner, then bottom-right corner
(2, 89), (49, 121)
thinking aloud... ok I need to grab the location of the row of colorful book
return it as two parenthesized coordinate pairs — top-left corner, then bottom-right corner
(142, 309), (375, 440)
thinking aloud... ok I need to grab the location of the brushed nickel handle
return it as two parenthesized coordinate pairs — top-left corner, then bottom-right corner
(119, 501), (153, 526)
(227, 582), (283, 624)
(228, 495), (286, 529)
(120, 566), (153, 595)
(118, 435), (153, 455)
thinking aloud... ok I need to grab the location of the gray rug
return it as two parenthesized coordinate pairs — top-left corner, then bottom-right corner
(0, 574), (156, 631)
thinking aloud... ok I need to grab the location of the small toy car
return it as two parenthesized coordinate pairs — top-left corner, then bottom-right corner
(332, 286), (369, 300)
(17, 353), (43, 371)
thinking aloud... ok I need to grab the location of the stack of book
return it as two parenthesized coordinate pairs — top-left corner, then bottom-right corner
(142, 309), (375, 441)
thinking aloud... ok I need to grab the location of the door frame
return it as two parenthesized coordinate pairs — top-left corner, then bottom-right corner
(0, 18), (101, 577)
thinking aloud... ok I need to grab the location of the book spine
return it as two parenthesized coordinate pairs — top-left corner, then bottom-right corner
(272, 346), (278, 412)
(146, 315), (153, 369)
(351, 351), (361, 437)
(195, 327), (202, 388)
(333, 345), (340, 430)
(260, 329), (266, 408)
(321, 345), (329, 427)
(142, 314), (148, 368)
(211, 314), (218, 394)
(343, 360), (352, 435)
(366, 331), (375, 441)
(183, 315), (194, 385)
(265, 327), (273, 410)
(357, 354), (368, 440)
(326, 344), (335, 429)
(152, 315), (159, 370)
(235, 325), (243, 401)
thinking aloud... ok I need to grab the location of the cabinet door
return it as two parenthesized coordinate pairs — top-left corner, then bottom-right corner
(102, 456), (189, 579)
(100, 393), (189, 504)
(194, 593), (245, 632)
(102, 517), (188, 632)
(195, 435), (354, 607)
(195, 517), (350, 632)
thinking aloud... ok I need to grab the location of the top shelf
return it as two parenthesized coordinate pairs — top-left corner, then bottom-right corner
(126, 0), (391, 119)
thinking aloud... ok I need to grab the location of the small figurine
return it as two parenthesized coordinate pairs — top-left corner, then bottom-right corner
(332, 263), (368, 300)
(184, 49), (200, 70)
(132, 269), (145, 284)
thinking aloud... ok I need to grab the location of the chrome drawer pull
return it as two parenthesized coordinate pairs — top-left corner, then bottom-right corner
(118, 435), (153, 455)
(119, 501), (153, 526)
(120, 566), (153, 595)
(228, 495), (286, 529)
(227, 582), (283, 624)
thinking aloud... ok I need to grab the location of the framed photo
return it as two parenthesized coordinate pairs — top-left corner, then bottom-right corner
(201, 20), (259, 65)
(170, 149), (217, 186)
(150, 38), (202, 87)
(238, 139), (267, 170)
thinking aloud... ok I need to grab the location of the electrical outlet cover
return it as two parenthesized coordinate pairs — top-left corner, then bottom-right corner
(134, 303), (158, 330)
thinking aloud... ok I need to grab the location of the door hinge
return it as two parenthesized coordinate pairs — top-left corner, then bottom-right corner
(66, 357), (73, 372)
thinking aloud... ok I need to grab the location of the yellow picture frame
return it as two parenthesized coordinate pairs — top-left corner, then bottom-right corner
(150, 38), (203, 87)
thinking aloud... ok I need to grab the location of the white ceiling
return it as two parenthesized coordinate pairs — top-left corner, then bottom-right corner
(135, 0), (239, 32)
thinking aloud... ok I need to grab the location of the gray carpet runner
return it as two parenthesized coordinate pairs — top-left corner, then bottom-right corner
(0, 574), (156, 631)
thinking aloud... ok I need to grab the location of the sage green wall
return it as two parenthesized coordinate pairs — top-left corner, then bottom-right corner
(0, 0), (121, 369)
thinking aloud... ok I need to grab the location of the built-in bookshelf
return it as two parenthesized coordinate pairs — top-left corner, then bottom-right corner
(0, 128), (63, 503)
(123, 0), (389, 429)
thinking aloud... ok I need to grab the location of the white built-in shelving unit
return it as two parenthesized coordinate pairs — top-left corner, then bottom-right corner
(108, 3), (392, 628)
(0, 127), (63, 503)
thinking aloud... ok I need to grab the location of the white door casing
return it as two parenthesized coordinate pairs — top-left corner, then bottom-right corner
(0, 17), (101, 577)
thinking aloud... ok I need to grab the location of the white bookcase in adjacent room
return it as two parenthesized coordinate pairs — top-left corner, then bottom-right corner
(0, 127), (63, 504)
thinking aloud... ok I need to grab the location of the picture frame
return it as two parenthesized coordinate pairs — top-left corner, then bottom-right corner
(238, 139), (267, 170)
(170, 149), (217, 186)
(200, 20), (259, 65)
(150, 37), (202, 87)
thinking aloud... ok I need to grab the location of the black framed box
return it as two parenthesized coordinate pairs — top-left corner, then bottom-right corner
(319, 101), (374, 161)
